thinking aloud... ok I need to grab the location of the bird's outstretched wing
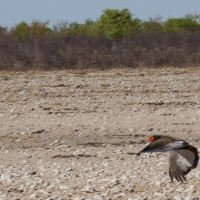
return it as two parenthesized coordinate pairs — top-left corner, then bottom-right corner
(136, 137), (188, 156)
(169, 146), (199, 182)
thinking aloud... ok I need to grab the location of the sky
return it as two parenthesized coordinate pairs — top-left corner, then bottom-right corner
(1, 0), (200, 28)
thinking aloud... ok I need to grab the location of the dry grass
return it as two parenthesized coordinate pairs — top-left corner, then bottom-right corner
(1, 32), (200, 71)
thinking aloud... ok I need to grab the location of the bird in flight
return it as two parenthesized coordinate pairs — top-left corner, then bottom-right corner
(136, 135), (199, 182)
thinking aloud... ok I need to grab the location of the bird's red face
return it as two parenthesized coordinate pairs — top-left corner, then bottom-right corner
(147, 136), (155, 142)
(147, 135), (162, 142)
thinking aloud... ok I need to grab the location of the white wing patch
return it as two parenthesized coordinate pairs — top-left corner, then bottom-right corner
(175, 141), (184, 144)
(176, 153), (192, 171)
(164, 140), (187, 151)
(170, 150), (194, 173)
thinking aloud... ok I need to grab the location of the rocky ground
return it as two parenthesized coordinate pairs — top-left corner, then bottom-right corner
(0, 68), (200, 200)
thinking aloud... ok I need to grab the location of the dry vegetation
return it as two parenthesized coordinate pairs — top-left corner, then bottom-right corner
(1, 32), (200, 71)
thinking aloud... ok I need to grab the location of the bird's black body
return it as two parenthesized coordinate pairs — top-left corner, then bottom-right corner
(137, 135), (199, 182)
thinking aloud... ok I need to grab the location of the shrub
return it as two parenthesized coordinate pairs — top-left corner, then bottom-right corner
(0, 26), (7, 35)
(141, 16), (163, 32)
(11, 21), (52, 40)
(95, 9), (140, 39)
(164, 16), (200, 32)
(29, 21), (52, 40)
(11, 22), (29, 40)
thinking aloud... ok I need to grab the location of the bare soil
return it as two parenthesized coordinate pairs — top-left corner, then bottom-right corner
(0, 68), (200, 200)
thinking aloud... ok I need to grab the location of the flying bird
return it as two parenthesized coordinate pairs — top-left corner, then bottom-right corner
(136, 135), (199, 182)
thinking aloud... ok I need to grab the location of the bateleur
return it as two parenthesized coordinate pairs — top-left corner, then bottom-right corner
(136, 135), (199, 182)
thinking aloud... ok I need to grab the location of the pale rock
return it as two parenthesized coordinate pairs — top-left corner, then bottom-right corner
(1, 174), (12, 183)
(73, 149), (84, 156)
(155, 181), (161, 186)
(128, 183), (136, 188)
(154, 192), (163, 196)
(59, 185), (68, 190)
(116, 193), (125, 198)
(174, 197), (191, 200)
(29, 193), (38, 198)
(176, 188), (184, 192)
(82, 185), (96, 193)
(121, 175), (128, 182)
(110, 187), (121, 194)
(74, 197), (83, 200)
(116, 149), (123, 154)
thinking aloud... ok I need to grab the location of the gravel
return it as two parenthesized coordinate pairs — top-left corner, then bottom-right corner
(0, 68), (200, 199)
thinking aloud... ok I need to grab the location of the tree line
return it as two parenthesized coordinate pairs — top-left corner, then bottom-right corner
(1, 9), (200, 40)
(1, 9), (200, 70)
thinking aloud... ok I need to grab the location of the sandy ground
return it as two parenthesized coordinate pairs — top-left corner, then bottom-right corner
(0, 68), (200, 200)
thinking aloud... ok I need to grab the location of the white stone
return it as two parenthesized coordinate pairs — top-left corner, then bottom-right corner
(59, 185), (68, 190)
(176, 188), (184, 192)
(155, 181), (161, 186)
(1, 174), (12, 183)
(29, 193), (38, 198)
(110, 187), (120, 194)
(82, 185), (95, 193)
(73, 149), (84, 156)
(74, 197), (82, 200)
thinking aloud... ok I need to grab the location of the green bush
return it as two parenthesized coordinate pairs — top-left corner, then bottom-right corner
(29, 21), (52, 40)
(95, 9), (140, 39)
(11, 21), (52, 40)
(0, 26), (7, 34)
(52, 19), (96, 36)
(12, 22), (29, 40)
(164, 16), (200, 32)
